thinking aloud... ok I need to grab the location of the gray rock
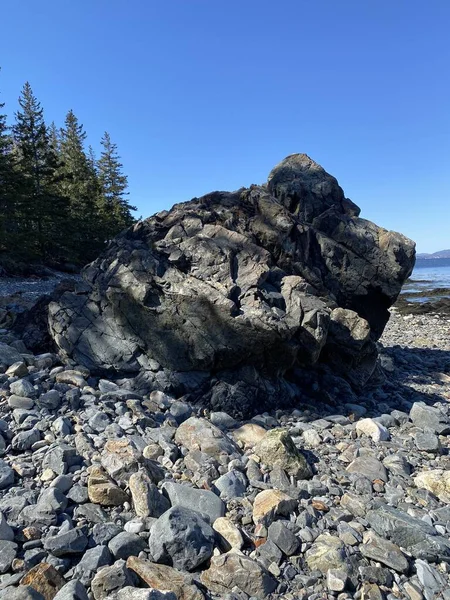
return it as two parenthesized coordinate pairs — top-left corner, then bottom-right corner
(7, 395), (34, 409)
(108, 531), (147, 560)
(410, 402), (450, 434)
(111, 588), (176, 600)
(0, 460), (14, 490)
(53, 580), (89, 600)
(0, 540), (17, 573)
(268, 521), (299, 555)
(44, 527), (88, 556)
(92, 522), (123, 545)
(0, 512), (14, 542)
(38, 487), (68, 513)
(0, 343), (22, 368)
(415, 559), (446, 600)
(414, 430), (441, 453)
(66, 485), (89, 504)
(11, 428), (41, 452)
(367, 504), (450, 560)
(1, 586), (44, 600)
(50, 475), (73, 493)
(163, 481), (225, 523)
(91, 560), (136, 600)
(47, 155), (414, 417)
(382, 454), (411, 477)
(214, 470), (247, 501)
(38, 389), (61, 410)
(168, 401), (192, 424)
(149, 506), (215, 571)
(346, 456), (388, 482)
(73, 545), (112, 586)
(42, 443), (80, 475)
(88, 412), (111, 432)
(360, 531), (409, 572)
(10, 378), (35, 398)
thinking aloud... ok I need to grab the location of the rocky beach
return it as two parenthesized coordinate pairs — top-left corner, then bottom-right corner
(0, 155), (449, 600)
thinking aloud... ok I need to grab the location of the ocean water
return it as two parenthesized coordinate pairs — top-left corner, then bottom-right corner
(402, 258), (450, 302)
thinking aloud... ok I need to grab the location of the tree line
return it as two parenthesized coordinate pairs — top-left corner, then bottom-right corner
(0, 76), (136, 272)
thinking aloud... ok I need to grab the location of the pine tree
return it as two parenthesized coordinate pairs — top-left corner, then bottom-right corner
(12, 82), (69, 261)
(97, 132), (135, 237)
(59, 109), (101, 259)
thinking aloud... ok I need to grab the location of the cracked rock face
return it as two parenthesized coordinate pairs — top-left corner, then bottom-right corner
(47, 154), (415, 416)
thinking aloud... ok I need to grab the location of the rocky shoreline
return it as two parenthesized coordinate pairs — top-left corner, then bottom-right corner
(0, 305), (448, 600)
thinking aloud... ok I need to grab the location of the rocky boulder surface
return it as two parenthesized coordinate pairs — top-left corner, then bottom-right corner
(46, 154), (415, 417)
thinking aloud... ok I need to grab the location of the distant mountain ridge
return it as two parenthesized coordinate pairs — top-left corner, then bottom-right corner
(417, 249), (450, 259)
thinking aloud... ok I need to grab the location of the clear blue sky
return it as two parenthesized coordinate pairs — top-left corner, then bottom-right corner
(1, 1), (449, 253)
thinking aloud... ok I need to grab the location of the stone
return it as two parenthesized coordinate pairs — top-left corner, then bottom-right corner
(149, 506), (215, 571)
(327, 568), (347, 592)
(20, 563), (65, 600)
(126, 557), (204, 600)
(201, 552), (276, 597)
(414, 469), (450, 502)
(213, 469), (247, 501)
(0, 540), (17, 573)
(12, 428), (41, 452)
(108, 531), (147, 560)
(346, 456), (388, 482)
(268, 520), (299, 555)
(129, 470), (169, 517)
(88, 466), (129, 506)
(5, 587), (45, 600)
(8, 395), (34, 409)
(42, 444), (79, 476)
(6, 361), (28, 377)
(305, 534), (346, 573)
(0, 511), (14, 541)
(46, 155), (414, 416)
(0, 343), (23, 367)
(111, 588), (176, 600)
(43, 528), (88, 556)
(10, 378), (35, 398)
(410, 402), (450, 434)
(252, 489), (297, 525)
(382, 454), (411, 477)
(162, 482), (225, 523)
(55, 370), (86, 388)
(231, 423), (267, 448)
(53, 581), (89, 600)
(38, 391), (61, 410)
(73, 545), (112, 586)
(360, 531), (409, 572)
(254, 429), (311, 479)
(212, 517), (244, 551)
(101, 439), (140, 483)
(415, 559), (446, 600)
(92, 522), (122, 546)
(174, 418), (239, 459)
(91, 560), (136, 600)
(302, 428), (322, 447)
(366, 504), (450, 560)
(356, 418), (390, 442)
(414, 431), (441, 453)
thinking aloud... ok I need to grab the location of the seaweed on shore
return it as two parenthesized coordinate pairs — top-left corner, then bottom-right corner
(394, 295), (450, 316)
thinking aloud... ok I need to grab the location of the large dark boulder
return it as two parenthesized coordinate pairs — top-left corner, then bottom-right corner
(47, 154), (415, 416)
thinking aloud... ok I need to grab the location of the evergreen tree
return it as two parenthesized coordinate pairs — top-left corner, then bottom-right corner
(59, 109), (100, 259)
(97, 132), (135, 237)
(12, 82), (69, 261)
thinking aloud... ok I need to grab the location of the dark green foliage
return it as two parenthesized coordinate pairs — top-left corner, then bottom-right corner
(0, 74), (136, 271)
(12, 82), (71, 261)
(97, 132), (136, 238)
